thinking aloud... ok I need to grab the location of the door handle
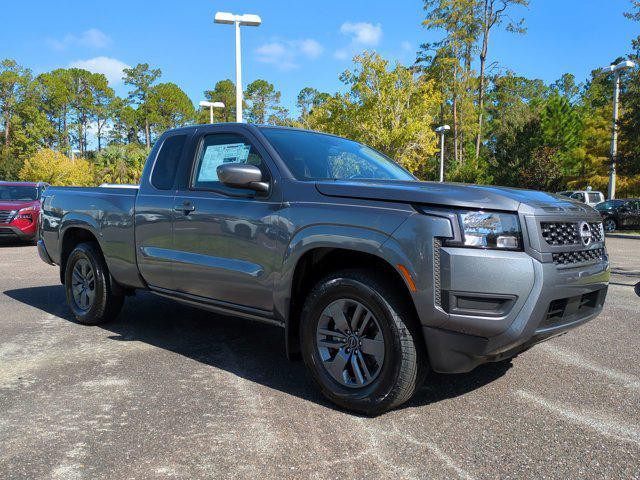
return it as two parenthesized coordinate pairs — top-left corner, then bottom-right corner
(174, 202), (196, 214)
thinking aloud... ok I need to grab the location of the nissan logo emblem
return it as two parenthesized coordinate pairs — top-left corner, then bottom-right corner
(578, 221), (592, 246)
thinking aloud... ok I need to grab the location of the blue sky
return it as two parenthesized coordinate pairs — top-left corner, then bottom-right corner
(1, 0), (637, 114)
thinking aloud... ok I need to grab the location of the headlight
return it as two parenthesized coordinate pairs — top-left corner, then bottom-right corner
(446, 210), (522, 251)
(16, 206), (37, 221)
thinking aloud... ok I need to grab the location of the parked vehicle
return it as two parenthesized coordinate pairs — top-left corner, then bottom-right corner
(37, 124), (610, 414)
(557, 190), (605, 208)
(595, 198), (640, 231)
(0, 181), (48, 243)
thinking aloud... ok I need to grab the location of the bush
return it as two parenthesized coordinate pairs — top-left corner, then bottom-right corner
(19, 149), (94, 186)
(94, 144), (148, 185)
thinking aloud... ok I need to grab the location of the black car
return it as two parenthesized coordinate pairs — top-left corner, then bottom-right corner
(595, 198), (640, 231)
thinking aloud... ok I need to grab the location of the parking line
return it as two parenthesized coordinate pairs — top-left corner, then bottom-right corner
(540, 344), (640, 391)
(516, 390), (640, 446)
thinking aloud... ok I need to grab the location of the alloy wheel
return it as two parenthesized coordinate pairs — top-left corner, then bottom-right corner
(315, 298), (385, 388)
(71, 258), (96, 311)
(604, 219), (617, 232)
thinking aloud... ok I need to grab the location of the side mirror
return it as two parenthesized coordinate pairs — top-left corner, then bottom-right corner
(216, 163), (269, 193)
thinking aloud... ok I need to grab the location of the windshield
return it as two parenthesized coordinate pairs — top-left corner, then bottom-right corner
(260, 128), (415, 181)
(0, 185), (38, 201)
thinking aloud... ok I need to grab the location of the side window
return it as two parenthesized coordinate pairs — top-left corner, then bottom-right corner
(192, 134), (269, 192)
(151, 134), (187, 190)
(571, 192), (585, 202)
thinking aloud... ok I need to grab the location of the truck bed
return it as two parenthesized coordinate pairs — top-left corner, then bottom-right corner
(40, 186), (141, 287)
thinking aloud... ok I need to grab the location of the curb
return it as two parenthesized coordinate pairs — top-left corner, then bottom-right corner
(605, 233), (640, 240)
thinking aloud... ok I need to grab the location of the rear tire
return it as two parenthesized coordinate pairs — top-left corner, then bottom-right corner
(300, 269), (427, 415)
(64, 242), (124, 325)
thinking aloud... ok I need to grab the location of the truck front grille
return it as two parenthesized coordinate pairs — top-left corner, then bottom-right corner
(540, 222), (580, 246)
(589, 222), (604, 242)
(0, 210), (15, 224)
(540, 221), (604, 246)
(552, 247), (605, 266)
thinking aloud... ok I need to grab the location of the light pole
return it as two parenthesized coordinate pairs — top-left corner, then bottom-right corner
(600, 59), (636, 199)
(435, 125), (450, 183)
(199, 101), (225, 124)
(214, 12), (262, 123)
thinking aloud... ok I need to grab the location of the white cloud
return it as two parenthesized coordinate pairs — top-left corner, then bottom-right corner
(68, 57), (130, 85)
(255, 38), (324, 70)
(339, 22), (383, 46)
(48, 28), (112, 51)
(294, 39), (324, 59)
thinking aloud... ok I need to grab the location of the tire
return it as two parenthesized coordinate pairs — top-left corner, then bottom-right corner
(603, 217), (617, 232)
(300, 269), (427, 415)
(64, 242), (124, 325)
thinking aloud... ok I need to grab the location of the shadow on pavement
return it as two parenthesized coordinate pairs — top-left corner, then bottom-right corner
(4, 284), (511, 414)
(0, 238), (34, 248)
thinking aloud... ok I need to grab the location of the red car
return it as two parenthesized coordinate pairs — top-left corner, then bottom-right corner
(0, 181), (48, 243)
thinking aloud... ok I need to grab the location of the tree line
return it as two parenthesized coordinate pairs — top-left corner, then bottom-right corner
(1, 0), (640, 195)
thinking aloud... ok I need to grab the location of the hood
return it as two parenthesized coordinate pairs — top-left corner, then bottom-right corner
(0, 200), (39, 211)
(315, 179), (593, 214)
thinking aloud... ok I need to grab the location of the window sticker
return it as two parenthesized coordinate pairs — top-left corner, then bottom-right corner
(197, 143), (251, 182)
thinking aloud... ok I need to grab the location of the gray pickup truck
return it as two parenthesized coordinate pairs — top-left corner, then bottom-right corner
(38, 124), (610, 414)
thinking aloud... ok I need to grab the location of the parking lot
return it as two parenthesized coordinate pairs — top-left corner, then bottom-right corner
(0, 237), (638, 479)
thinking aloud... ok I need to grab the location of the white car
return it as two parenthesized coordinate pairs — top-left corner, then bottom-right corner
(557, 190), (605, 208)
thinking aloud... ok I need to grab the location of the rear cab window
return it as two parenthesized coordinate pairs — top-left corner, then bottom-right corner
(587, 193), (602, 204)
(151, 134), (187, 190)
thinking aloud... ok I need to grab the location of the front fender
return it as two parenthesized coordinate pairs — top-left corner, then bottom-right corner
(276, 223), (397, 318)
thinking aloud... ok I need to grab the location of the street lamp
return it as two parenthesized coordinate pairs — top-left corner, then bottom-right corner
(435, 125), (450, 183)
(214, 11), (262, 123)
(599, 59), (636, 200)
(199, 101), (225, 124)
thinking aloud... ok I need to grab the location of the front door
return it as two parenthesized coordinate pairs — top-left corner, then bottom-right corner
(172, 131), (281, 313)
(619, 201), (637, 228)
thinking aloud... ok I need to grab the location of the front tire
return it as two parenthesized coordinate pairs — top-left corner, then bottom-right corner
(64, 242), (124, 325)
(300, 269), (426, 415)
(603, 217), (617, 232)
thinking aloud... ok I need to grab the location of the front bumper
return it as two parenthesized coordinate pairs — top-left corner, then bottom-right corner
(423, 248), (609, 373)
(0, 224), (37, 240)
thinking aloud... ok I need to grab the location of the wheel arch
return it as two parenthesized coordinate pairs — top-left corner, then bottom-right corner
(284, 246), (421, 361)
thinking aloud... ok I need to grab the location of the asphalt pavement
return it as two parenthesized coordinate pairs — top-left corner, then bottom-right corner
(0, 237), (639, 479)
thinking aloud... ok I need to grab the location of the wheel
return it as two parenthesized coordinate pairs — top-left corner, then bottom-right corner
(300, 269), (427, 415)
(64, 242), (124, 325)
(603, 217), (617, 232)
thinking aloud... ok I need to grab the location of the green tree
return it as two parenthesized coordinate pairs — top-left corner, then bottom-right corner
(201, 79), (236, 123)
(0, 60), (31, 166)
(245, 79), (282, 124)
(123, 63), (161, 148)
(421, 0), (481, 164)
(37, 68), (74, 153)
(308, 52), (441, 177)
(90, 74), (115, 151)
(296, 87), (330, 127)
(109, 98), (139, 145)
(146, 82), (195, 136)
(475, 0), (529, 159)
